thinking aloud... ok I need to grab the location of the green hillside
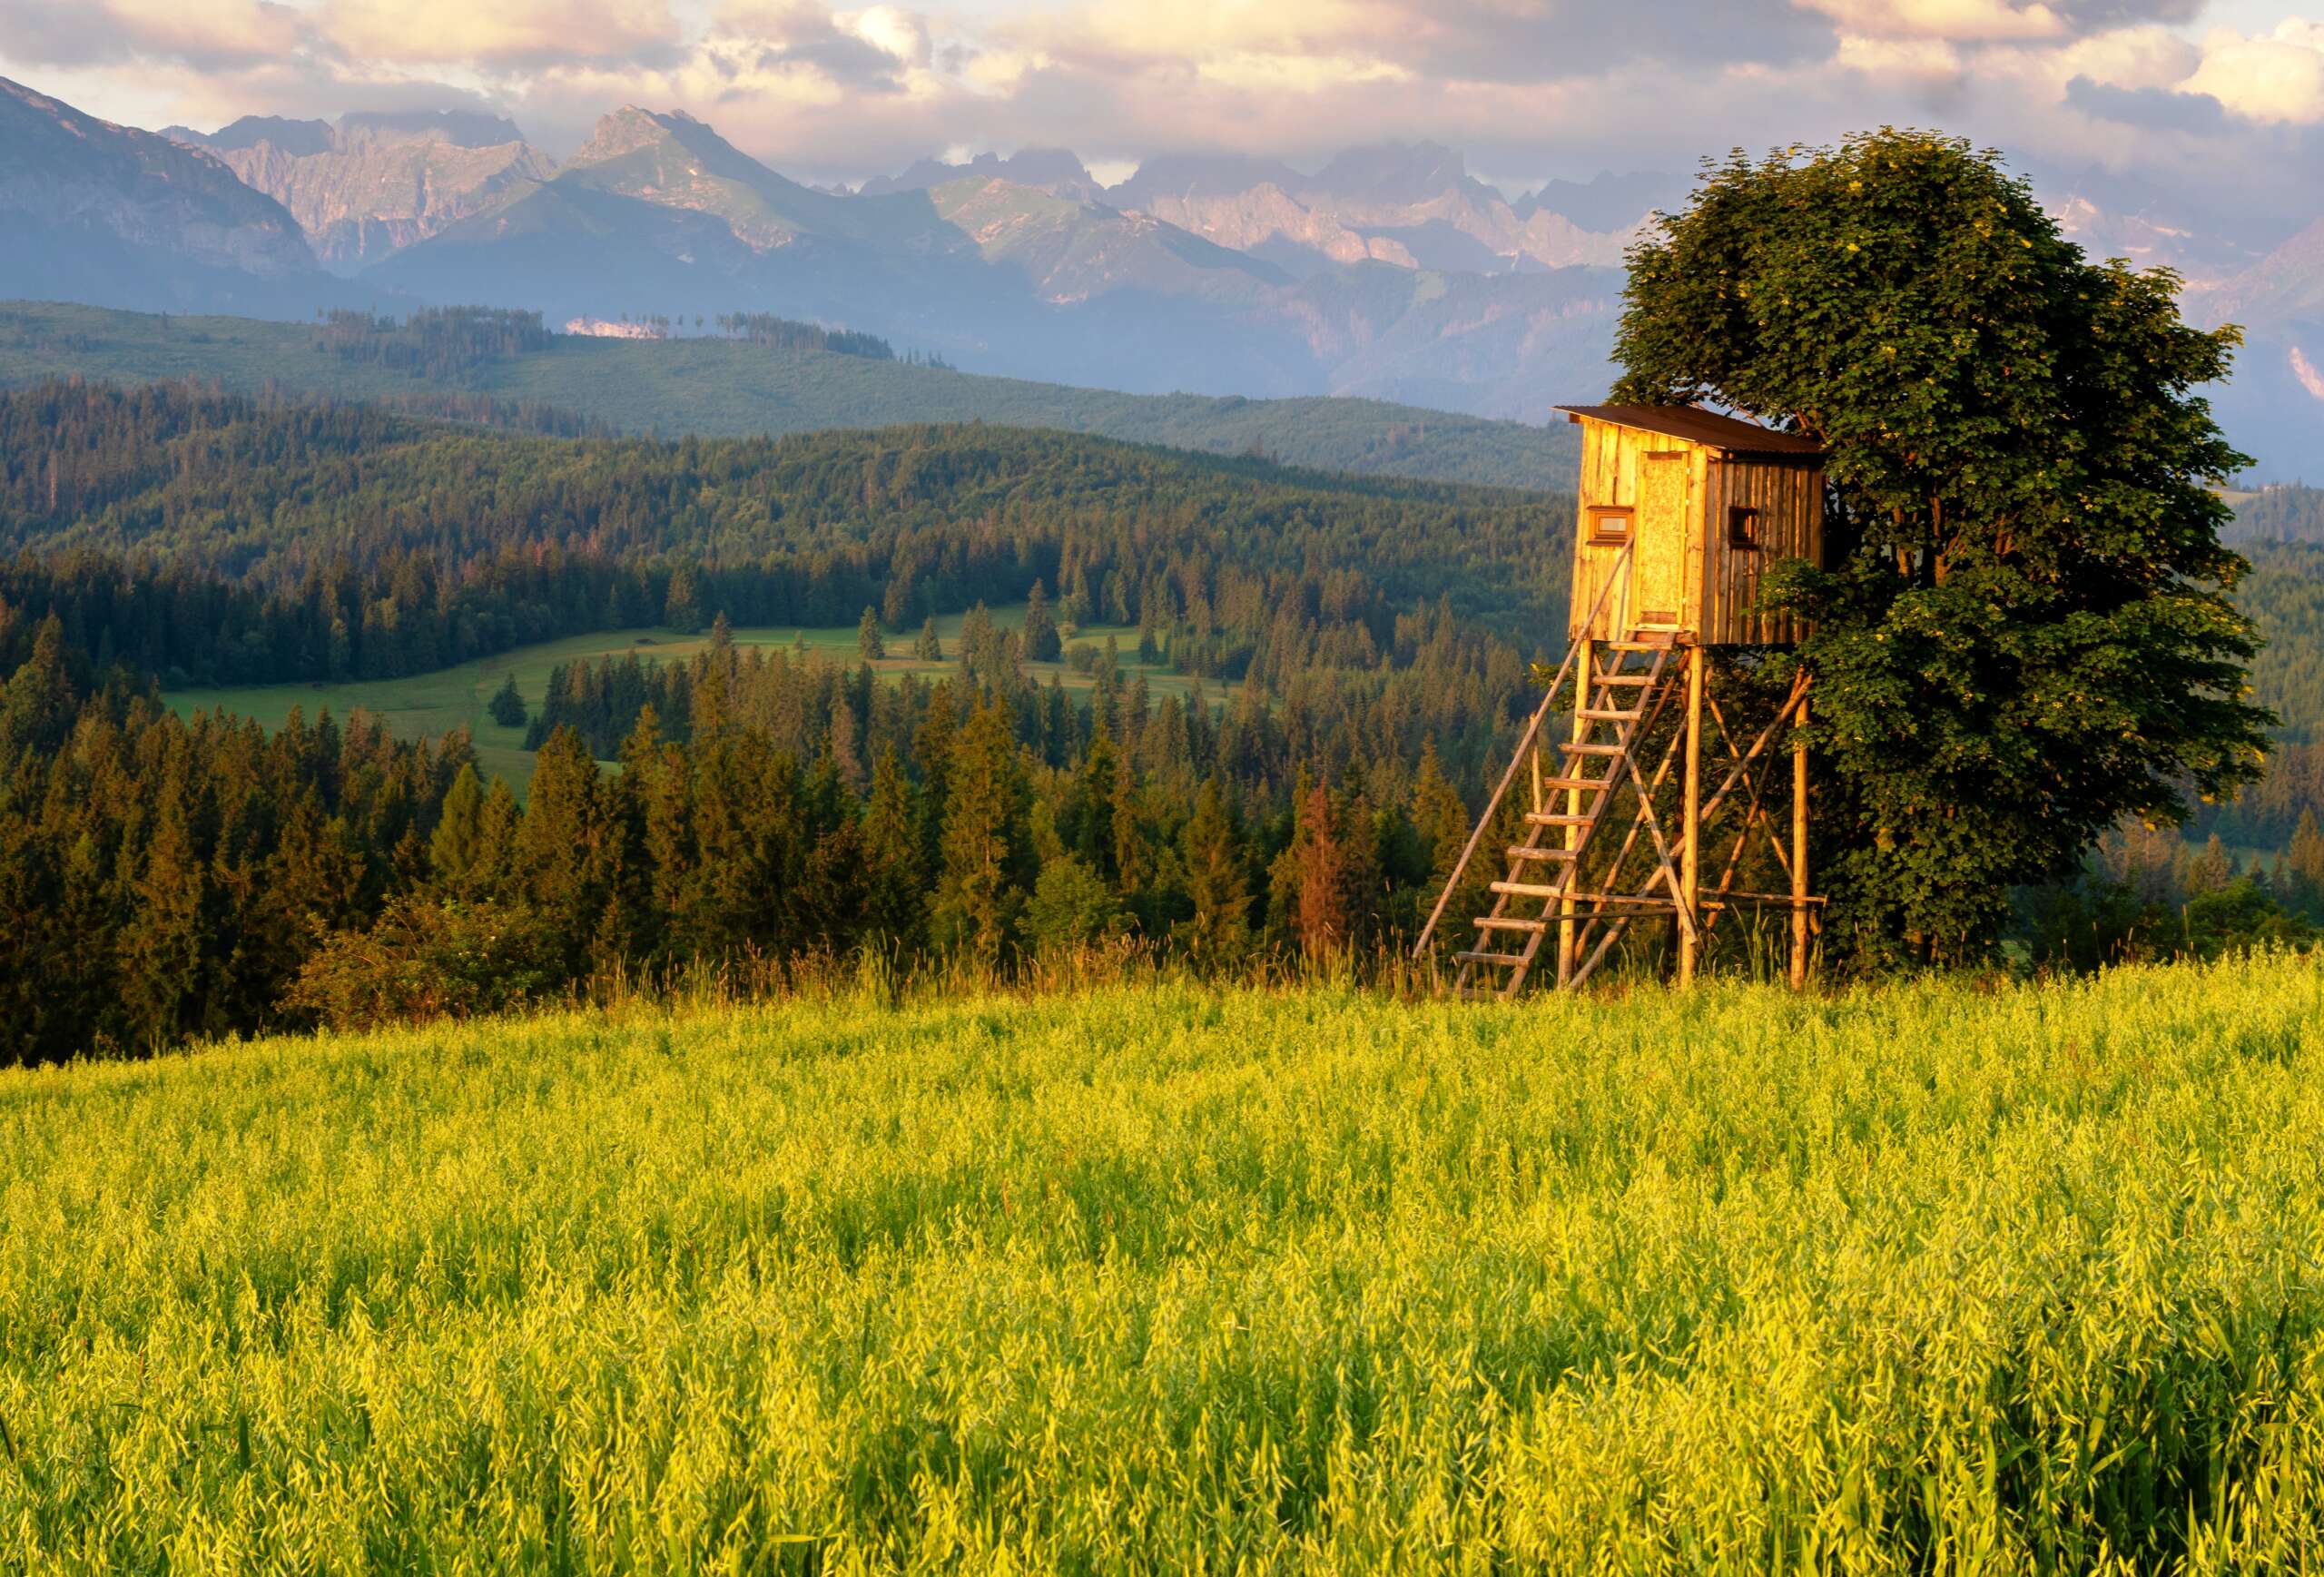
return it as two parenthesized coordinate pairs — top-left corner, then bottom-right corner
(6, 959), (2324, 1565)
(0, 300), (1580, 489)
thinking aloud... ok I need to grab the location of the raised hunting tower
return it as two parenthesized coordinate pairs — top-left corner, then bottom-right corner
(1416, 405), (1826, 997)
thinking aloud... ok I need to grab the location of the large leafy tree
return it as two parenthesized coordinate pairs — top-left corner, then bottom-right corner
(1610, 130), (2270, 966)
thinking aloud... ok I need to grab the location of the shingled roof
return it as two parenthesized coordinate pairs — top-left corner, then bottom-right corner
(1555, 405), (1823, 459)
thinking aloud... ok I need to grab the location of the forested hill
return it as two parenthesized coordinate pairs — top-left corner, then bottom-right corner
(0, 302), (1580, 491)
(2230, 484), (2324, 545)
(0, 379), (1570, 689)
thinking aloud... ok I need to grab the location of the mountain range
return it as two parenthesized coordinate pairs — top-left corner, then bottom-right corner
(163, 109), (551, 271)
(2, 73), (2321, 475)
(0, 77), (340, 314)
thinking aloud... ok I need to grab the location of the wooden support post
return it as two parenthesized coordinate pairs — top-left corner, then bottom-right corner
(1790, 689), (1810, 991)
(1557, 637), (1592, 985)
(1678, 645), (1704, 988)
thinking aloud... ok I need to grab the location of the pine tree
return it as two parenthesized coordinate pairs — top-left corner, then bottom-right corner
(862, 746), (925, 951)
(514, 728), (608, 972)
(469, 776), (523, 902)
(119, 782), (208, 1048)
(2290, 809), (2324, 915)
(933, 695), (1030, 963)
(857, 606), (887, 662)
(664, 568), (702, 634)
(1291, 783), (1349, 958)
(429, 763), (486, 888)
(1409, 738), (1471, 885)
(0, 614), (72, 757)
(1023, 579), (1061, 662)
(915, 617), (943, 661)
(827, 698), (869, 795)
(1177, 776), (1249, 971)
(487, 672), (527, 728)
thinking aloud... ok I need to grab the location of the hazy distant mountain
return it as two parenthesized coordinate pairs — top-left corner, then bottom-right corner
(364, 107), (1328, 391)
(862, 149), (1102, 203)
(0, 77), (1631, 419)
(2048, 194), (2265, 287)
(164, 109), (552, 271)
(1104, 142), (1652, 279)
(2178, 222), (2324, 479)
(0, 75), (332, 313)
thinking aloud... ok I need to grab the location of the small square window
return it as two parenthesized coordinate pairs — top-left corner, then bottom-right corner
(1728, 505), (1761, 549)
(1587, 507), (1632, 545)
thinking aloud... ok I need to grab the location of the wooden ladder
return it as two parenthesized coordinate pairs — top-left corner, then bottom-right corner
(1451, 640), (1677, 1001)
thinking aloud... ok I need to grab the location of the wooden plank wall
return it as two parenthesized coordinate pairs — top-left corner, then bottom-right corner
(1702, 457), (1823, 644)
(1569, 419), (1699, 641)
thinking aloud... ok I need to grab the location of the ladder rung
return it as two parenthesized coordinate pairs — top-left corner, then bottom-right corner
(1507, 845), (1574, 862)
(1491, 880), (1564, 899)
(1539, 775), (1606, 793)
(1455, 951), (1529, 967)
(1603, 638), (1675, 652)
(1593, 674), (1653, 685)
(1524, 812), (1592, 826)
(1578, 706), (1640, 722)
(1473, 916), (1548, 931)
(1562, 743), (1627, 757)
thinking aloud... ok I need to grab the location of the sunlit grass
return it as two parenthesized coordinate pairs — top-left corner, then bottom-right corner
(5, 957), (2324, 1568)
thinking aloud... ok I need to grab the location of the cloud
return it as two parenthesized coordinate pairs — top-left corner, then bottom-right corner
(2181, 20), (2324, 123)
(1806, 0), (2067, 41)
(6, 0), (2324, 254)
(2064, 74), (2226, 131)
(5, 0), (309, 68)
(322, 0), (682, 66)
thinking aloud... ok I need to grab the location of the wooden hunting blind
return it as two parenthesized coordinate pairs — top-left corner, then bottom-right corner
(1561, 404), (1825, 646)
(1416, 404), (1827, 999)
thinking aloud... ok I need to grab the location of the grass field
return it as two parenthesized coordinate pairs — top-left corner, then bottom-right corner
(0, 301), (1580, 490)
(5, 957), (2324, 1568)
(165, 606), (1189, 787)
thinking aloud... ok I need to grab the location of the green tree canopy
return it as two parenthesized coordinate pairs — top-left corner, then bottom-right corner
(1610, 129), (2270, 965)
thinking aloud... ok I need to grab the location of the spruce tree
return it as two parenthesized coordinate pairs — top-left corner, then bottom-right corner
(915, 618), (943, 661)
(1291, 783), (1349, 959)
(119, 784), (208, 1048)
(857, 606), (886, 662)
(933, 695), (1030, 963)
(1177, 776), (1250, 971)
(429, 763), (486, 888)
(1022, 580), (1061, 663)
(487, 673), (527, 728)
(862, 746), (925, 951)
(1408, 738), (1471, 885)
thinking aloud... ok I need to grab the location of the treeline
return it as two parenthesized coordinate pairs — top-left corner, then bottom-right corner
(714, 312), (893, 360)
(2024, 820), (2319, 971)
(314, 307), (551, 386)
(0, 617), (1504, 1065)
(2229, 484), (2324, 545)
(0, 381), (1565, 697)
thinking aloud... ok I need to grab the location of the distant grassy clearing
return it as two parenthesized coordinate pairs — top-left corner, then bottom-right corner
(165, 606), (1194, 786)
(5, 958), (2324, 1565)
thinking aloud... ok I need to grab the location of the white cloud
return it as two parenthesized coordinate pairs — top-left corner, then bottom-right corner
(323, 0), (680, 64)
(1804, 0), (2066, 41)
(2181, 19), (2324, 123)
(5, 0), (2323, 232)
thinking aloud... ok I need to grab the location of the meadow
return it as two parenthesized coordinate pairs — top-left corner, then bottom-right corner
(165, 606), (1182, 786)
(5, 956), (2324, 1569)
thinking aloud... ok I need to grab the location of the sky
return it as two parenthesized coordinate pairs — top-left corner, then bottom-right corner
(5, 0), (2323, 231)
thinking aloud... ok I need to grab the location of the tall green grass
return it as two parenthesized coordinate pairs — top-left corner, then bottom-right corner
(5, 958), (2324, 1569)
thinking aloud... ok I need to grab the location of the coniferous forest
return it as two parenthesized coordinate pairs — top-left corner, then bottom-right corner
(2, 377), (2320, 1064)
